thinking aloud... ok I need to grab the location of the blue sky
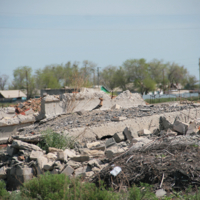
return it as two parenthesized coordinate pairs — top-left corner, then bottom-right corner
(0, 0), (200, 83)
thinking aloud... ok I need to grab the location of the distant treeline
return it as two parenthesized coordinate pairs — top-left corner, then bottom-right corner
(0, 59), (197, 98)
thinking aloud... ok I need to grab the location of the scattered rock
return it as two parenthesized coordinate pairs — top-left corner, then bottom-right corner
(113, 132), (125, 143)
(173, 120), (189, 134)
(105, 138), (116, 148)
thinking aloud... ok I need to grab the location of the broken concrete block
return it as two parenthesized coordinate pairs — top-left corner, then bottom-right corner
(123, 127), (138, 142)
(166, 131), (178, 136)
(75, 166), (92, 177)
(37, 156), (48, 171)
(49, 147), (63, 153)
(43, 160), (54, 171)
(0, 117), (19, 127)
(86, 141), (101, 149)
(111, 104), (122, 110)
(111, 116), (126, 121)
(137, 129), (151, 136)
(30, 150), (44, 160)
(64, 149), (76, 158)
(53, 161), (64, 171)
(105, 146), (124, 159)
(159, 116), (173, 130)
(92, 167), (101, 173)
(62, 165), (74, 176)
(6, 107), (15, 114)
(16, 166), (33, 183)
(80, 148), (104, 157)
(173, 120), (189, 134)
(86, 171), (94, 177)
(91, 145), (105, 151)
(11, 140), (42, 151)
(113, 132), (125, 143)
(57, 151), (65, 161)
(18, 115), (35, 124)
(71, 155), (89, 162)
(46, 153), (57, 161)
(186, 121), (199, 135)
(67, 160), (81, 169)
(88, 159), (100, 168)
(105, 138), (116, 148)
(0, 166), (7, 179)
(12, 134), (42, 143)
(7, 145), (18, 156)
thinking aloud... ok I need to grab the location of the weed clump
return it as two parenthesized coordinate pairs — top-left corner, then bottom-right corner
(38, 129), (75, 152)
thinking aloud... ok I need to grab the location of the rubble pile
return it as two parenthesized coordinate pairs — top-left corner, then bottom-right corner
(18, 103), (199, 135)
(0, 127), (131, 190)
(91, 117), (200, 193)
(11, 98), (42, 114)
(2, 114), (200, 193)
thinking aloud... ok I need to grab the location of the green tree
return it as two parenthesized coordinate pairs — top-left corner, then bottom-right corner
(0, 74), (9, 90)
(100, 66), (118, 90)
(148, 59), (169, 93)
(167, 63), (188, 88)
(114, 67), (128, 91)
(185, 75), (198, 90)
(123, 58), (155, 94)
(35, 65), (62, 89)
(10, 66), (36, 98)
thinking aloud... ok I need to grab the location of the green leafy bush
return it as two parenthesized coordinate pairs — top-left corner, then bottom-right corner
(38, 129), (75, 152)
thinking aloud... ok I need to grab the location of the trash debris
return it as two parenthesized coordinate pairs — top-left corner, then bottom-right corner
(110, 166), (122, 176)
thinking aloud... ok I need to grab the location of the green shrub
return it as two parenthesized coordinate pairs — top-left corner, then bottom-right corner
(38, 129), (75, 152)
(128, 183), (157, 200)
(20, 172), (120, 200)
(0, 180), (9, 199)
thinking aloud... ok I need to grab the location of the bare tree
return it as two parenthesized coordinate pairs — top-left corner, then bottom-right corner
(0, 74), (9, 90)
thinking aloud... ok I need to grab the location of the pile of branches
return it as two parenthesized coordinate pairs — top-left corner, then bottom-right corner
(92, 135), (200, 192)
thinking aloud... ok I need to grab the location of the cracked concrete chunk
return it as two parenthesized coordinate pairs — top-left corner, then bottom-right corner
(123, 126), (138, 142)
(86, 141), (101, 149)
(105, 138), (116, 148)
(80, 148), (104, 157)
(105, 145), (124, 159)
(113, 132), (125, 143)
(67, 160), (81, 169)
(0, 166), (7, 179)
(30, 150), (44, 160)
(64, 149), (76, 158)
(88, 159), (101, 168)
(11, 140), (42, 151)
(75, 166), (92, 177)
(7, 145), (19, 156)
(71, 155), (89, 162)
(159, 116), (173, 130)
(137, 129), (151, 136)
(62, 165), (74, 176)
(186, 121), (199, 135)
(173, 120), (189, 134)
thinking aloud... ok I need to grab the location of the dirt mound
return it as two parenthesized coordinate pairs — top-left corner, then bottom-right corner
(92, 135), (200, 192)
